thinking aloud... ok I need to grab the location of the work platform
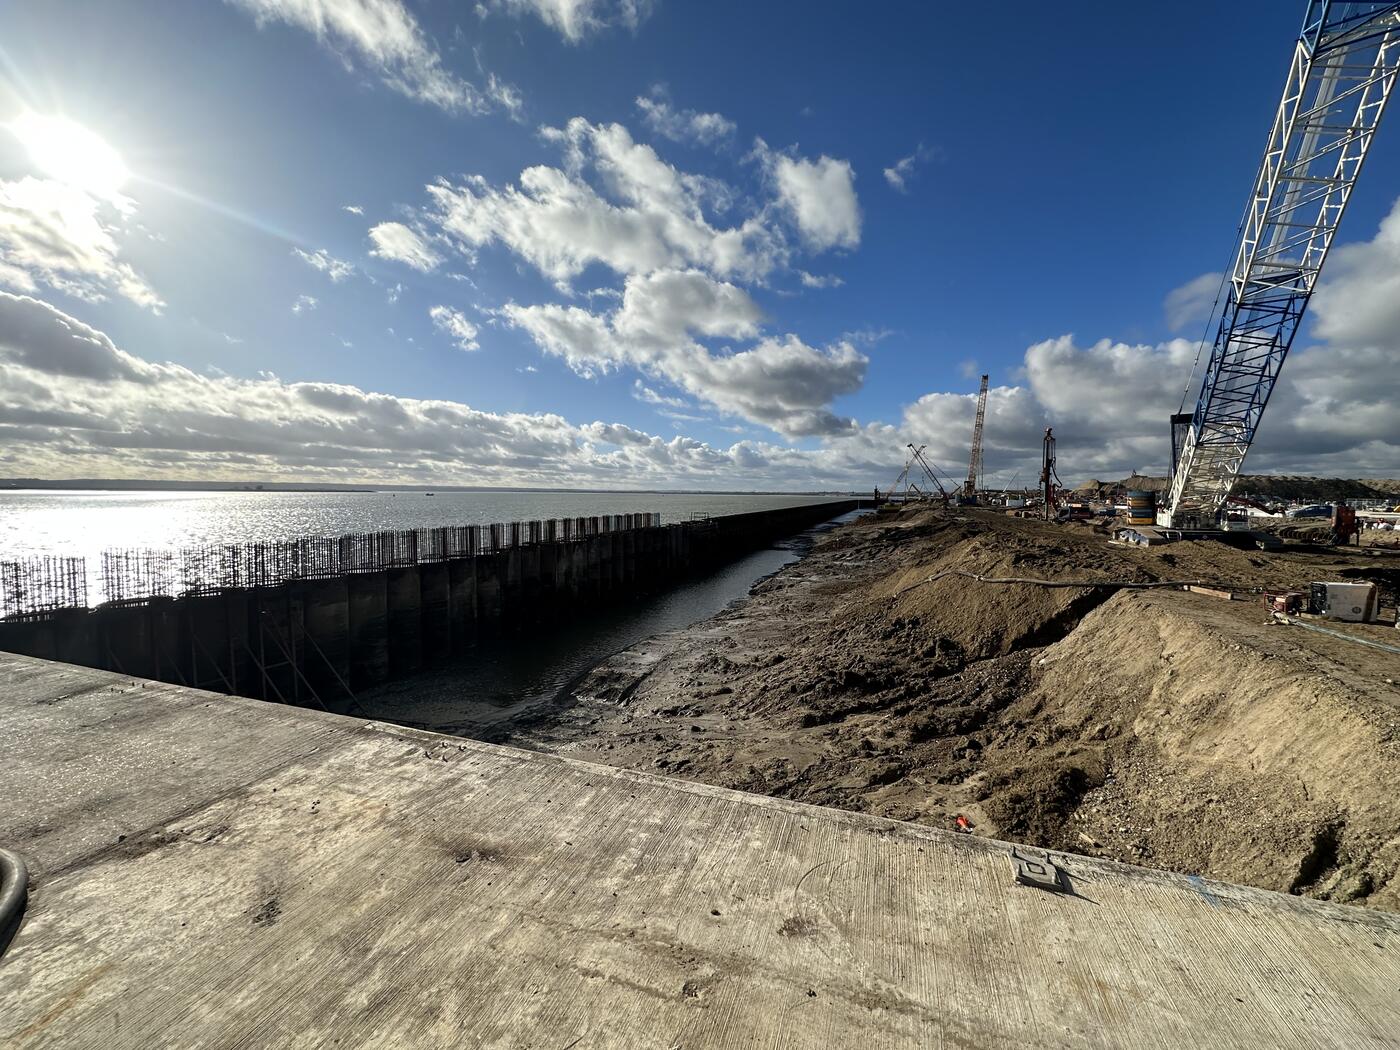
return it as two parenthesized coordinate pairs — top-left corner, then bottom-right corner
(1, 653), (1398, 1048)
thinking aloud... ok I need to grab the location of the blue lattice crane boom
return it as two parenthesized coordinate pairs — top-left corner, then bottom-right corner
(1162, 1), (1400, 529)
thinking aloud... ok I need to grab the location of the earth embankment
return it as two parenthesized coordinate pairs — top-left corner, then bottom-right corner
(500, 507), (1400, 911)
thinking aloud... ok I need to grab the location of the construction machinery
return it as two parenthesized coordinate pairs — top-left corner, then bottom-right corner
(886, 444), (952, 504)
(1161, 1), (1400, 530)
(963, 374), (989, 501)
(1039, 428), (1060, 521)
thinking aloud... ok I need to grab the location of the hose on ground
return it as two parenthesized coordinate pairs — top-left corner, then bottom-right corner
(1272, 614), (1400, 657)
(893, 569), (1216, 599)
(0, 846), (29, 958)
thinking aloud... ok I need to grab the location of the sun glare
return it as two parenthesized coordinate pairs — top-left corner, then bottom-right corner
(6, 111), (129, 198)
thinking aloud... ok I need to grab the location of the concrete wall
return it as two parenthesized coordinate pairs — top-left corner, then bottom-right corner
(0, 500), (860, 708)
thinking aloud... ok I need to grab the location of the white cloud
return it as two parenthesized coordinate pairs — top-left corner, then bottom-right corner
(503, 268), (866, 437)
(343, 204), (364, 215)
(1163, 271), (1222, 332)
(429, 304), (480, 351)
(368, 221), (442, 271)
(0, 292), (154, 383)
(798, 270), (843, 289)
(883, 144), (934, 194)
(0, 291), (890, 489)
(293, 246), (355, 282)
(0, 176), (162, 310)
(292, 294), (318, 313)
(768, 150), (861, 251)
(6, 283), (1397, 491)
(1311, 199), (1400, 349)
(225, 0), (519, 116)
(635, 93), (736, 146)
(487, 0), (653, 42)
(423, 118), (783, 289)
(632, 379), (688, 408)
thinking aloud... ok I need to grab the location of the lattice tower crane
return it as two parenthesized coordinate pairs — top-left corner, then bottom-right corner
(1162, 1), (1400, 528)
(964, 374), (988, 499)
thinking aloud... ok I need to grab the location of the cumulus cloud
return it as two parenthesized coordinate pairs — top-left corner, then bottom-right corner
(0, 176), (162, 309)
(293, 246), (355, 282)
(0, 292), (890, 489)
(0, 292), (153, 383)
(891, 198), (1400, 484)
(1163, 271), (1222, 332)
(380, 123), (867, 438)
(423, 118), (783, 288)
(635, 92), (736, 146)
(503, 268), (865, 436)
(292, 294), (318, 313)
(485, 0), (653, 42)
(225, 0), (520, 116)
(343, 204), (364, 215)
(1311, 199), (1400, 349)
(368, 221), (442, 271)
(5, 278), (1396, 491)
(429, 304), (480, 351)
(767, 149), (861, 251)
(893, 338), (1193, 487)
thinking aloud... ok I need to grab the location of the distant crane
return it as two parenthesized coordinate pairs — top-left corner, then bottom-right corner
(909, 444), (954, 501)
(1162, 1), (1400, 529)
(887, 444), (952, 504)
(1040, 427), (1061, 521)
(964, 374), (989, 499)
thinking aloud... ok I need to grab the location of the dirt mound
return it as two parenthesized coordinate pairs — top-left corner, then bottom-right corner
(503, 506), (1400, 912)
(1090, 474), (1400, 501)
(1011, 589), (1400, 906)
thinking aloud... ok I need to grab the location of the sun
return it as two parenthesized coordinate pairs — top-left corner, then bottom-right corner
(6, 112), (130, 199)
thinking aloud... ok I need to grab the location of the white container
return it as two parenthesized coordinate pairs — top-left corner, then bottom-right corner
(1308, 582), (1379, 623)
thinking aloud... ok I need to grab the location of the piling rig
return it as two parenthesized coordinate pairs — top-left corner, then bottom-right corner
(1161, 1), (1400, 530)
(1040, 428), (1060, 521)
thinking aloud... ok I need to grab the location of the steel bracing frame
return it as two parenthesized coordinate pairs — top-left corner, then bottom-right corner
(1163, 1), (1400, 528)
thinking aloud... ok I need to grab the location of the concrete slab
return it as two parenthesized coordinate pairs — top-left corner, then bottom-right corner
(1, 651), (1398, 1049)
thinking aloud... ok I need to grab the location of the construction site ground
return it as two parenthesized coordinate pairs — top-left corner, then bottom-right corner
(479, 506), (1400, 913)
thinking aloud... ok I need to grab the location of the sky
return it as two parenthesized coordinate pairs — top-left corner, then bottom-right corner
(1, 0), (1399, 491)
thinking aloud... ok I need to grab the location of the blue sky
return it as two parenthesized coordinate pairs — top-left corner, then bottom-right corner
(1, 0), (1399, 489)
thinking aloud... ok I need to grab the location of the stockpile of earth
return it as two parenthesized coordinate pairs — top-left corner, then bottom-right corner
(464, 506), (1400, 912)
(1073, 474), (1400, 501)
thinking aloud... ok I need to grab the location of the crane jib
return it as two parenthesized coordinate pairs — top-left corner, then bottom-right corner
(1161, 0), (1400, 529)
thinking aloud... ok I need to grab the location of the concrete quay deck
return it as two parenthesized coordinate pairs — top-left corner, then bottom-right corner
(1, 652), (1398, 1049)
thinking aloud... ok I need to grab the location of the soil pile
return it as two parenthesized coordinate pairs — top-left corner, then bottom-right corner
(1082, 474), (1400, 501)
(481, 507), (1400, 911)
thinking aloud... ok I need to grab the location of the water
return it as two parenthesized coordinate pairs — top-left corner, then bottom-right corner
(348, 511), (865, 734)
(0, 489), (851, 600)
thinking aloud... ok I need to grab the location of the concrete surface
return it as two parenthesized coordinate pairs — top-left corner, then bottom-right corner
(1, 651), (1398, 1049)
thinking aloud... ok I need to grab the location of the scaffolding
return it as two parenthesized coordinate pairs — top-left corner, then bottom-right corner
(2, 512), (663, 619)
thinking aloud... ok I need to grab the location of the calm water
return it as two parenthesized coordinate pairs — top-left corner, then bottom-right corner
(0, 489), (851, 602)
(350, 512), (863, 733)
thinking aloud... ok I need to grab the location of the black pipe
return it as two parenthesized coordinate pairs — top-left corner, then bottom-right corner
(0, 846), (29, 959)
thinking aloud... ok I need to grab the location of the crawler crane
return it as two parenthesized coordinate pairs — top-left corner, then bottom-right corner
(1161, 1), (1400, 529)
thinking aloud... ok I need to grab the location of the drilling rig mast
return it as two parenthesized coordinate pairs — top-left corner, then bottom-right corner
(1040, 428), (1060, 521)
(1162, 1), (1400, 528)
(964, 374), (989, 499)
